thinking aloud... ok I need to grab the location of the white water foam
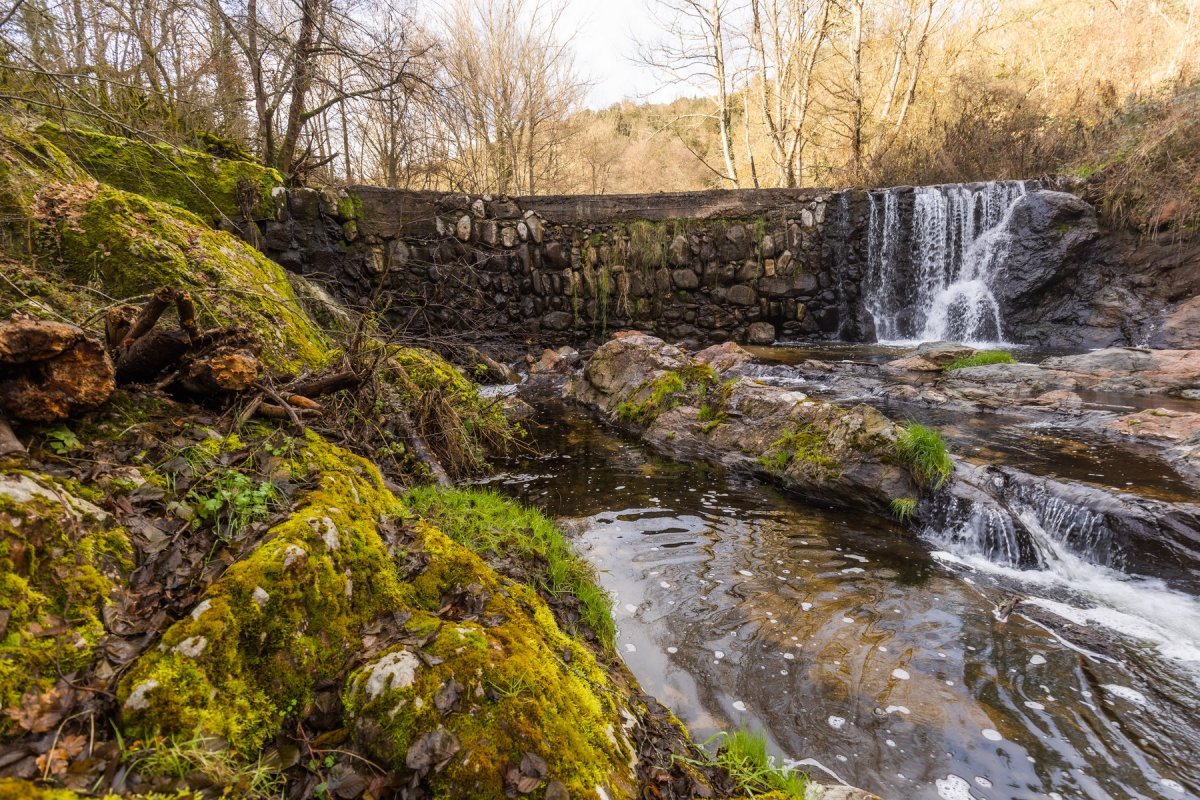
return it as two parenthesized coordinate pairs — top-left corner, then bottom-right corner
(929, 548), (1200, 668)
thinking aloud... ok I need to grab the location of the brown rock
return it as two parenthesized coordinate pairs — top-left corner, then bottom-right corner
(694, 341), (753, 373)
(0, 319), (82, 364)
(1103, 408), (1200, 443)
(884, 355), (942, 373)
(745, 321), (776, 345)
(0, 322), (115, 422)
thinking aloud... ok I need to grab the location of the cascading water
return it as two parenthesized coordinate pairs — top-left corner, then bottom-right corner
(865, 180), (1031, 344)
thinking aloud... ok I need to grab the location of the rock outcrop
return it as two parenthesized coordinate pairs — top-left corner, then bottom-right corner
(568, 333), (919, 515)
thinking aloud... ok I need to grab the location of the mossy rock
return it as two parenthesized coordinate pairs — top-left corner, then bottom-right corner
(117, 433), (636, 797)
(0, 471), (131, 736)
(39, 183), (331, 373)
(344, 522), (635, 799)
(0, 778), (194, 798)
(36, 123), (282, 223)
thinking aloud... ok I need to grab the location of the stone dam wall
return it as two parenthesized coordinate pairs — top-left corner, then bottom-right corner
(262, 186), (874, 346)
(255, 182), (1199, 349)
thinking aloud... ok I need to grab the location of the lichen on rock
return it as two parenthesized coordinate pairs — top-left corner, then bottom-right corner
(0, 471), (131, 734)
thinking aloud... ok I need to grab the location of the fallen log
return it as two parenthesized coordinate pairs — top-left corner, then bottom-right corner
(284, 369), (361, 399)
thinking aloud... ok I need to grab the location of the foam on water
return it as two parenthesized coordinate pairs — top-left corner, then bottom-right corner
(928, 520), (1200, 669)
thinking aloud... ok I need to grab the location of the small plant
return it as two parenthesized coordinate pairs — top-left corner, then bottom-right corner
(707, 728), (808, 798)
(615, 364), (726, 426)
(891, 497), (917, 521)
(42, 426), (82, 455)
(944, 350), (1015, 371)
(759, 423), (839, 476)
(895, 423), (953, 488)
(187, 469), (280, 539)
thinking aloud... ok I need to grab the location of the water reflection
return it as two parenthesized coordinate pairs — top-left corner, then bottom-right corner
(487, 407), (1200, 800)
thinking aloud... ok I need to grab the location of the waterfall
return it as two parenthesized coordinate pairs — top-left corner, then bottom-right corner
(865, 181), (1030, 344)
(921, 470), (1200, 665)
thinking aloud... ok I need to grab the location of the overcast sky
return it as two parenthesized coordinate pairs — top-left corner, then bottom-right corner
(557, 0), (699, 109)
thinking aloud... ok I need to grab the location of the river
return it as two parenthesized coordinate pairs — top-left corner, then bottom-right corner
(485, 391), (1200, 800)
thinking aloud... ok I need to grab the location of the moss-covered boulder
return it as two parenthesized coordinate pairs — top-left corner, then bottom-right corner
(117, 433), (637, 798)
(36, 182), (331, 373)
(569, 333), (919, 515)
(0, 470), (131, 734)
(36, 123), (282, 223)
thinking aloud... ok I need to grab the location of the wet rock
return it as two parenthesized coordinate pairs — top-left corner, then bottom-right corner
(996, 190), (1100, 310)
(916, 341), (977, 366)
(568, 334), (916, 514)
(1153, 296), (1200, 349)
(1103, 408), (1200, 443)
(529, 348), (574, 376)
(745, 321), (776, 345)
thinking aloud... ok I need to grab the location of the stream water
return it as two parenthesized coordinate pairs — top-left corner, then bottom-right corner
(487, 402), (1200, 800)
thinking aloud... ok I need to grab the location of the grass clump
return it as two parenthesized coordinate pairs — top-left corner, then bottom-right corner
(124, 733), (283, 799)
(944, 350), (1015, 371)
(890, 497), (917, 522)
(708, 728), (807, 798)
(895, 423), (953, 489)
(403, 486), (615, 646)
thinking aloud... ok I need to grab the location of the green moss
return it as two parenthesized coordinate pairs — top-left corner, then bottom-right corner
(119, 432), (636, 797)
(759, 423), (840, 478)
(42, 183), (330, 373)
(343, 523), (634, 800)
(895, 423), (953, 489)
(0, 474), (132, 736)
(615, 364), (724, 426)
(944, 350), (1015, 370)
(402, 486), (615, 645)
(118, 433), (409, 755)
(37, 123), (282, 222)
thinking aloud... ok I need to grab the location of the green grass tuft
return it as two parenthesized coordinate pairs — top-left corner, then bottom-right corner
(709, 728), (808, 798)
(895, 423), (953, 489)
(403, 487), (615, 647)
(890, 497), (917, 522)
(944, 350), (1016, 371)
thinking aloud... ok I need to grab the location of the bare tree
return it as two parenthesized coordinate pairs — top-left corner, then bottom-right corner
(434, 0), (584, 195)
(639, 0), (743, 187)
